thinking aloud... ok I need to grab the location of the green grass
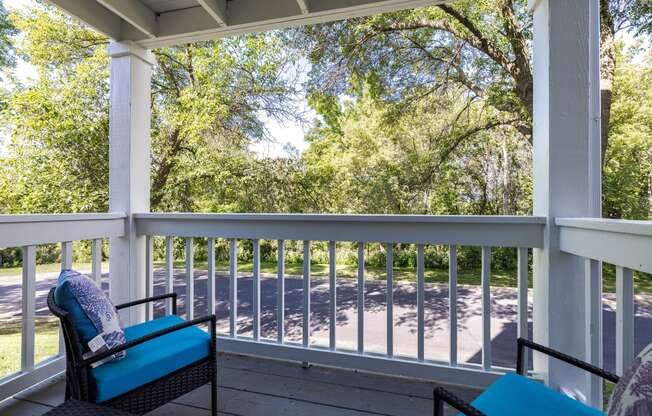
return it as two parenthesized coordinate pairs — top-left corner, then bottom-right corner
(604, 381), (615, 410)
(162, 260), (652, 294)
(0, 262), (109, 278)
(163, 260), (527, 286)
(0, 259), (648, 293)
(0, 320), (60, 378)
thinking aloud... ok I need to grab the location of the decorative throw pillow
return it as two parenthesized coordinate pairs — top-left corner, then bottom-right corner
(607, 342), (652, 415)
(54, 269), (126, 360)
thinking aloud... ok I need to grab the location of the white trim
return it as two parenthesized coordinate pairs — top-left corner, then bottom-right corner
(556, 217), (652, 237)
(107, 41), (155, 66)
(97, 0), (158, 38)
(481, 246), (492, 370)
(557, 218), (652, 273)
(296, 0), (310, 14)
(0, 214), (125, 248)
(124, 0), (449, 49)
(448, 245), (458, 366)
(0, 357), (65, 401)
(615, 266), (634, 376)
(21, 246), (36, 372)
(197, 0), (229, 26)
(134, 213), (545, 248)
(46, 0), (123, 40)
(135, 212), (545, 224)
(386, 243), (394, 357)
(0, 212), (126, 224)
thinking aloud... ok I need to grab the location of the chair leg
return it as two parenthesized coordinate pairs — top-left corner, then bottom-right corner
(434, 396), (443, 416)
(211, 361), (218, 416)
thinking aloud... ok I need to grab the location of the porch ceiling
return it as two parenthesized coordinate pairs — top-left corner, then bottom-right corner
(46, 0), (449, 49)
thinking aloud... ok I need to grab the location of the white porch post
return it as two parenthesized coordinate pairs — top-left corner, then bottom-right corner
(108, 41), (154, 326)
(531, 0), (601, 405)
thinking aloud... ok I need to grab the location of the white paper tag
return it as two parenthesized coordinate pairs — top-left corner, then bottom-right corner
(88, 334), (107, 352)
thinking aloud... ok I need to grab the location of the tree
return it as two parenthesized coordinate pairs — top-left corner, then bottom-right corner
(150, 36), (304, 211)
(0, 0), (16, 69)
(301, 77), (531, 215)
(0, 4), (305, 214)
(297, 0), (651, 165)
(603, 43), (652, 219)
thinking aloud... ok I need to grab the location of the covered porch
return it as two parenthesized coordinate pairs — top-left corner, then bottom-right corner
(1, 352), (482, 416)
(0, 0), (648, 414)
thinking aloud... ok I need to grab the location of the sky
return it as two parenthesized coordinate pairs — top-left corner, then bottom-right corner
(2, 0), (312, 159)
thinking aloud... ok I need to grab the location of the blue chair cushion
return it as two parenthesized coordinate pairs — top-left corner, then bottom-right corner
(464, 373), (604, 416)
(90, 315), (211, 403)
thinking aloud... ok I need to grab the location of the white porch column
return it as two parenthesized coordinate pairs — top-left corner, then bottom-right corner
(531, 0), (601, 405)
(108, 41), (154, 326)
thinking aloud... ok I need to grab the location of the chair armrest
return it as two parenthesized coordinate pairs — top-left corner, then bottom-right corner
(433, 387), (487, 416)
(516, 337), (620, 383)
(76, 314), (216, 368)
(115, 293), (177, 315)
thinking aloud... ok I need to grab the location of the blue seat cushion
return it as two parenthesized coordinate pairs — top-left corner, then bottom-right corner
(463, 373), (604, 416)
(90, 315), (211, 403)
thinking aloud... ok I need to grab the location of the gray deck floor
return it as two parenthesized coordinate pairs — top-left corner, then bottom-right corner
(1, 353), (482, 416)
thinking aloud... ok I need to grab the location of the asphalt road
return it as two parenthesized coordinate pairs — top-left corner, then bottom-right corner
(2, 267), (651, 372)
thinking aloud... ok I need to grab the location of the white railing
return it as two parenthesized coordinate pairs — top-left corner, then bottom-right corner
(0, 213), (126, 401)
(557, 217), (652, 376)
(135, 213), (546, 387)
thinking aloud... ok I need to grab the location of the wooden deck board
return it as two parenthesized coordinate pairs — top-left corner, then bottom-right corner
(6, 353), (482, 416)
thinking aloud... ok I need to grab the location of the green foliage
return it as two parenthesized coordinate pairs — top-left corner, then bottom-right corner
(0, 6), (109, 214)
(301, 79), (532, 215)
(603, 44), (652, 219)
(0, 4), (304, 216)
(0, 0), (16, 70)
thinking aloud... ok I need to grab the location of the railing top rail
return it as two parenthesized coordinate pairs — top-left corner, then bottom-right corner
(0, 213), (126, 247)
(135, 213), (545, 247)
(557, 217), (652, 273)
(556, 217), (652, 237)
(135, 212), (547, 224)
(0, 212), (127, 224)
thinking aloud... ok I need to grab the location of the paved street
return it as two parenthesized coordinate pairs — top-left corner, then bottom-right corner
(2, 267), (651, 372)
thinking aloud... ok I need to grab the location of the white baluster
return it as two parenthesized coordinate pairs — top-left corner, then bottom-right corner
(357, 242), (365, 354)
(22, 245), (36, 370)
(449, 245), (458, 366)
(207, 238), (216, 316)
(386, 243), (394, 358)
(481, 246), (492, 370)
(185, 237), (194, 320)
(277, 240), (285, 344)
(229, 238), (238, 337)
(616, 266), (634, 375)
(329, 241), (337, 350)
(303, 240), (311, 347)
(253, 239), (261, 340)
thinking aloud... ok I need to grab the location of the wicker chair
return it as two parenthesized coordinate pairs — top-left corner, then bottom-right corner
(433, 337), (617, 416)
(47, 288), (218, 416)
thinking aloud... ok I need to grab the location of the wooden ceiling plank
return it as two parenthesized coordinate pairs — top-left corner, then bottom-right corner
(97, 0), (158, 38)
(47, 0), (123, 40)
(197, 0), (229, 26)
(296, 0), (310, 14)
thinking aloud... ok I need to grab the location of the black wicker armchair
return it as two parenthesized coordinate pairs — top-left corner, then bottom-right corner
(47, 288), (218, 416)
(433, 337), (618, 416)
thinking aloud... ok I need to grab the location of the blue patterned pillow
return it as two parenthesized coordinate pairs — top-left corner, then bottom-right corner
(608, 342), (652, 415)
(54, 270), (126, 360)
